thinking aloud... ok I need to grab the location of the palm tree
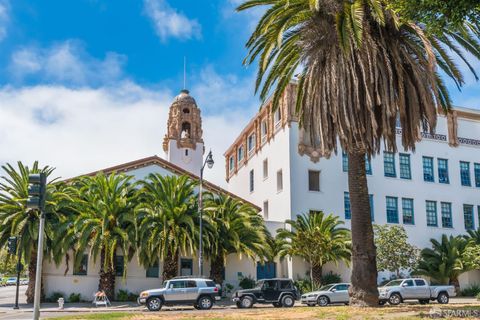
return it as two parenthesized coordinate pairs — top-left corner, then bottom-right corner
(276, 212), (351, 288)
(0, 161), (68, 303)
(202, 193), (268, 285)
(464, 228), (480, 245)
(414, 235), (467, 292)
(237, 0), (479, 305)
(72, 173), (136, 300)
(136, 174), (197, 281)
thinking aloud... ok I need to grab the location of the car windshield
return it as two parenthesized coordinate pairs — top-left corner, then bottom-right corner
(384, 280), (404, 287)
(255, 281), (264, 288)
(318, 285), (333, 291)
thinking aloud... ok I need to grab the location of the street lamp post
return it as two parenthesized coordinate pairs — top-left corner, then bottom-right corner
(198, 150), (214, 277)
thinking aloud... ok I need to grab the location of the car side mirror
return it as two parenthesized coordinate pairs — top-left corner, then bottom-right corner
(402, 283), (408, 287)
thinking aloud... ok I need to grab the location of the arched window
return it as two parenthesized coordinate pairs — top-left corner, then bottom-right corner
(183, 108), (190, 114)
(181, 122), (191, 137)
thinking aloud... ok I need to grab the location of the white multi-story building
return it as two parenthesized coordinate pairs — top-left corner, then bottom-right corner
(225, 84), (480, 287)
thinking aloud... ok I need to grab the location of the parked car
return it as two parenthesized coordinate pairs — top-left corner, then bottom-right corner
(301, 283), (350, 306)
(233, 278), (300, 308)
(5, 277), (17, 286)
(138, 277), (221, 311)
(378, 278), (455, 305)
(20, 278), (28, 285)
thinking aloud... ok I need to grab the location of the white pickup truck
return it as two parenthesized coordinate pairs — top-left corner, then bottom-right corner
(378, 278), (456, 305)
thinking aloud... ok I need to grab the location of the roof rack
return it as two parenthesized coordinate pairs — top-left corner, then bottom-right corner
(170, 275), (210, 280)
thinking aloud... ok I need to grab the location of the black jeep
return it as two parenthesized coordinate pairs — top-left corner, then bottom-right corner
(233, 278), (300, 308)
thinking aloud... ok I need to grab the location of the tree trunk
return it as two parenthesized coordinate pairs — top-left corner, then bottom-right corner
(348, 150), (379, 307)
(450, 277), (460, 295)
(312, 264), (323, 289)
(162, 250), (179, 281)
(210, 255), (224, 285)
(98, 249), (115, 301)
(26, 249), (37, 304)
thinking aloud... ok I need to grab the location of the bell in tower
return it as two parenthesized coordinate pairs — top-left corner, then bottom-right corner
(163, 89), (205, 175)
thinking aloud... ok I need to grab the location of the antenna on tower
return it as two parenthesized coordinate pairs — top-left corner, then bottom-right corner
(183, 56), (187, 90)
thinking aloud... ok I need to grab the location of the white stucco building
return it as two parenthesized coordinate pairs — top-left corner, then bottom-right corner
(224, 83), (480, 287)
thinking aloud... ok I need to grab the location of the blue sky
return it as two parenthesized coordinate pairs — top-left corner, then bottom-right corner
(0, 0), (479, 186)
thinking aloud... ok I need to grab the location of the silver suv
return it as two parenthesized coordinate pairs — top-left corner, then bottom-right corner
(138, 277), (221, 311)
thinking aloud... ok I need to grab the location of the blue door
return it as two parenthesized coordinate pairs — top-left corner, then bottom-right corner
(256, 262), (276, 280)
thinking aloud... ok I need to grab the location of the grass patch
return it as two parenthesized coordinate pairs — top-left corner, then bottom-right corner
(49, 312), (138, 320)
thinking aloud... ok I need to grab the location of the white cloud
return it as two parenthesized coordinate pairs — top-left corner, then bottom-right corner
(9, 41), (127, 86)
(0, 0), (9, 42)
(143, 0), (201, 42)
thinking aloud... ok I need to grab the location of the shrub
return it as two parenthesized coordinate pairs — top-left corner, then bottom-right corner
(127, 292), (139, 302)
(224, 283), (234, 296)
(294, 278), (313, 294)
(46, 291), (64, 303)
(116, 289), (129, 302)
(460, 284), (480, 297)
(321, 272), (342, 285)
(238, 276), (256, 289)
(476, 292), (480, 301)
(68, 292), (81, 303)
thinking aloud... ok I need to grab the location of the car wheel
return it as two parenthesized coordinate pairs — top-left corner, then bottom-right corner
(379, 300), (386, 306)
(240, 296), (254, 308)
(235, 301), (242, 308)
(388, 293), (402, 306)
(419, 299), (429, 305)
(272, 302), (282, 308)
(317, 295), (330, 307)
(146, 297), (162, 311)
(281, 295), (295, 308)
(197, 296), (213, 310)
(437, 292), (449, 304)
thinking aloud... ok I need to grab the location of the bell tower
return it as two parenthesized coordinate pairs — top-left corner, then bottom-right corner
(163, 89), (204, 175)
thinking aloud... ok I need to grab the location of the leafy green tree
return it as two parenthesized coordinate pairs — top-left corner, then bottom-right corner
(276, 212), (351, 288)
(71, 173), (136, 300)
(414, 235), (467, 292)
(237, 0), (479, 305)
(0, 161), (70, 303)
(374, 225), (420, 278)
(203, 193), (268, 285)
(463, 245), (480, 270)
(464, 228), (480, 245)
(136, 174), (197, 281)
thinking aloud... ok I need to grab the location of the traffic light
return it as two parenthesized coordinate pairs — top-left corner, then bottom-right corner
(26, 173), (46, 210)
(7, 236), (17, 254)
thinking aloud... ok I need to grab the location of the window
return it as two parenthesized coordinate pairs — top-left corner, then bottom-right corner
(441, 202), (453, 228)
(182, 108), (190, 114)
(423, 157), (434, 182)
(365, 156), (372, 175)
(185, 149), (189, 156)
(249, 170), (254, 192)
(146, 261), (159, 278)
(383, 152), (396, 177)
(274, 108), (282, 124)
(464, 204), (475, 230)
(369, 194), (374, 221)
(438, 158), (449, 184)
(114, 255), (124, 277)
(344, 192), (351, 220)
(186, 280), (197, 288)
(263, 280), (277, 289)
(404, 279), (415, 287)
(474, 163), (480, 187)
(308, 170), (320, 191)
(169, 281), (186, 289)
(73, 254), (88, 276)
(261, 120), (267, 141)
(279, 280), (293, 290)
(334, 284), (349, 291)
(399, 154), (411, 179)
(402, 198), (414, 225)
(263, 159), (268, 179)
(415, 279), (426, 286)
(206, 281), (216, 287)
(342, 152), (348, 172)
(386, 196), (399, 223)
(426, 201), (438, 227)
(263, 201), (269, 220)
(276, 170), (283, 192)
(237, 146), (244, 163)
(180, 259), (193, 276)
(460, 161), (471, 186)
(247, 133), (256, 153)
(229, 156), (234, 172)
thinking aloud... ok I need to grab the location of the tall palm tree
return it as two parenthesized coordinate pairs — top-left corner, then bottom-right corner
(0, 161), (68, 303)
(72, 173), (136, 300)
(276, 212), (351, 287)
(414, 235), (467, 292)
(136, 174), (197, 281)
(237, 0), (479, 305)
(202, 193), (268, 285)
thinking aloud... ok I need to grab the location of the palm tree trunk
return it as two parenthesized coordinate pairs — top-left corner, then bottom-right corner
(162, 250), (179, 281)
(98, 249), (115, 300)
(210, 255), (224, 285)
(312, 264), (322, 288)
(348, 150), (379, 307)
(450, 277), (460, 294)
(26, 249), (37, 304)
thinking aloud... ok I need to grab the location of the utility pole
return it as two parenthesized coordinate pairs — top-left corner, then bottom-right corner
(14, 238), (22, 309)
(26, 173), (46, 320)
(198, 150), (214, 277)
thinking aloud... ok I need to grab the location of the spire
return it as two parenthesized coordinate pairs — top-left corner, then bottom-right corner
(183, 56), (187, 91)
